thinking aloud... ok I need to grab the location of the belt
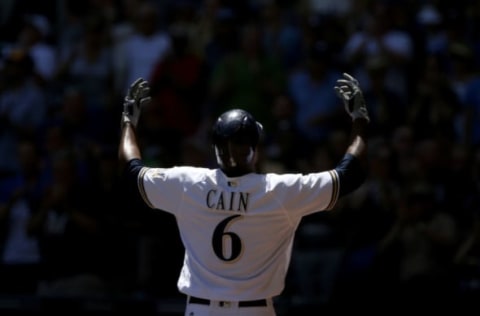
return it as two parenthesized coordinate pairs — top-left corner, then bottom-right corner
(188, 296), (267, 307)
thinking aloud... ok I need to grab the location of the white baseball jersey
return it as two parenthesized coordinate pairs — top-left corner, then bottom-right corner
(137, 166), (339, 301)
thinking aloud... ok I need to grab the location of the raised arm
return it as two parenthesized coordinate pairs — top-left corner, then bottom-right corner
(332, 73), (370, 197)
(118, 78), (151, 170)
(335, 73), (369, 158)
(119, 122), (142, 167)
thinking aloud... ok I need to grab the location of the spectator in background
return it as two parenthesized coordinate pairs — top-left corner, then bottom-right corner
(341, 1), (414, 104)
(263, 93), (301, 172)
(330, 138), (400, 306)
(86, 145), (139, 295)
(209, 21), (286, 131)
(189, 0), (225, 63)
(4, 14), (57, 86)
(0, 49), (47, 176)
(415, 3), (449, 57)
(200, 5), (240, 75)
(54, 14), (115, 118)
(0, 138), (49, 295)
(113, 1), (171, 97)
(143, 24), (209, 166)
(408, 52), (462, 142)
(287, 43), (343, 152)
(376, 184), (458, 309)
(56, 0), (93, 58)
(259, 1), (303, 71)
(361, 56), (407, 139)
(51, 88), (103, 150)
(28, 149), (108, 297)
(299, 12), (348, 70)
(110, 0), (146, 46)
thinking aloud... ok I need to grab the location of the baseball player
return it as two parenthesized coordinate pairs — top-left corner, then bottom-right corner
(118, 73), (370, 316)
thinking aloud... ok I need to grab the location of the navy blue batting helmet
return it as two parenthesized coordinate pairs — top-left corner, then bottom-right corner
(211, 109), (263, 175)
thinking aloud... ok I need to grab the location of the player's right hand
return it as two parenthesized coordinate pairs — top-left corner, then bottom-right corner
(334, 73), (370, 123)
(122, 78), (151, 127)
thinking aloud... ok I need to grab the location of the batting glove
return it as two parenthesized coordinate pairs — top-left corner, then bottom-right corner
(122, 78), (151, 127)
(334, 73), (370, 123)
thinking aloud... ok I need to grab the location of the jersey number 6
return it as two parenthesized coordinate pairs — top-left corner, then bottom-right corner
(212, 215), (242, 261)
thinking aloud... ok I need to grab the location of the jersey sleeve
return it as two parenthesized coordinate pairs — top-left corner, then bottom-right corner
(271, 170), (339, 217)
(137, 167), (185, 214)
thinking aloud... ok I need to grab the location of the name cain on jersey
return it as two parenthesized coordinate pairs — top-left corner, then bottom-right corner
(206, 189), (249, 212)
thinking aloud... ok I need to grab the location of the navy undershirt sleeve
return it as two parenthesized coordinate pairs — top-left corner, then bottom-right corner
(334, 153), (366, 197)
(121, 158), (145, 208)
(124, 158), (143, 183)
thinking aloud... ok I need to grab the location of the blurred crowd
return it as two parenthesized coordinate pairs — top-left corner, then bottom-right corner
(0, 0), (480, 313)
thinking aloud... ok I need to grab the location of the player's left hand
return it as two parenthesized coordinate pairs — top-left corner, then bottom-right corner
(122, 78), (151, 127)
(334, 73), (370, 123)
